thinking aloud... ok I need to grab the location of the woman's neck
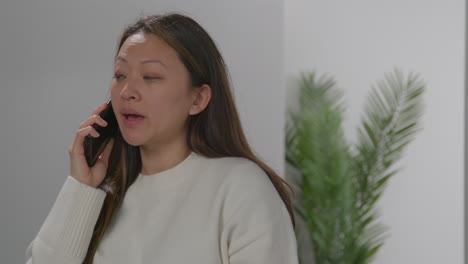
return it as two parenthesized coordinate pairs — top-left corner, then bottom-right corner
(139, 140), (191, 176)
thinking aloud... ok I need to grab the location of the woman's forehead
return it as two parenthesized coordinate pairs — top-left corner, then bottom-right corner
(119, 34), (169, 55)
(116, 33), (178, 68)
(127, 32), (146, 43)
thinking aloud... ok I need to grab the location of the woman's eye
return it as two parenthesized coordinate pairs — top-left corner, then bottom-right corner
(144, 76), (161, 80)
(113, 74), (125, 80)
(112, 74), (160, 81)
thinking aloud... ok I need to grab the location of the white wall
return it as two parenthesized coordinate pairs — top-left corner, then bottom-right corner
(0, 0), (284, 263)
(284, 1), (464, 263)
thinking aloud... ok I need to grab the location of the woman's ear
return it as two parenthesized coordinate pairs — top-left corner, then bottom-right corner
(189, 84), (212, 115)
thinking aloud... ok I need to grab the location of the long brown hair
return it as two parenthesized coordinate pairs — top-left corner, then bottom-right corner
(83, 13), (295, 263)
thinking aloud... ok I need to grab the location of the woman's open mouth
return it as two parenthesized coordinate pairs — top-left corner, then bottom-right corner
(123, 114), (145, 127)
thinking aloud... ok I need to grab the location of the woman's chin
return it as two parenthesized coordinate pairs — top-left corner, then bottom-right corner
(121, 133), (144, 146)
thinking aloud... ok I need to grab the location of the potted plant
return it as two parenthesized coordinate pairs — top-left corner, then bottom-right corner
(285, 69), (425, 264)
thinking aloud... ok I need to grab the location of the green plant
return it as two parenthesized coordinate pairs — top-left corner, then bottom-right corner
(286, 69), (425, 264)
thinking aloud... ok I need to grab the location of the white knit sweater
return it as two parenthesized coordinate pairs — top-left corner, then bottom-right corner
(25, 151), (298, 263)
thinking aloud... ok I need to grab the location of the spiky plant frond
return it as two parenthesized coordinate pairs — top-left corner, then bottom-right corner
(286, 72), (356, 263)
(350, 69), (425, 262)
(286, 69), (425, 264)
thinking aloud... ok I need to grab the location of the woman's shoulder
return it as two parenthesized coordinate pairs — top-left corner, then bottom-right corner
(196, 153), (279, 199)
(208, 155), (259, 170)
(200, 154), (267, 181)
(197, 154), (289, 230)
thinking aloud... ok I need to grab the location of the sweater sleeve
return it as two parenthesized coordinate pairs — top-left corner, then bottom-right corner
(220, 161), (299, 264)
(25, 175), (107, 264)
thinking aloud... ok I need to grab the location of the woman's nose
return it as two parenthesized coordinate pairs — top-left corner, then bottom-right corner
(120, 77), (141, 101)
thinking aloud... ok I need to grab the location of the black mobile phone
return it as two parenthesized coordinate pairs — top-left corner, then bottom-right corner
(84, 99), (118, 167)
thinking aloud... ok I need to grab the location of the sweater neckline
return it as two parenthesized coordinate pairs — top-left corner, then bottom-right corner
(136, 151), (200, 189)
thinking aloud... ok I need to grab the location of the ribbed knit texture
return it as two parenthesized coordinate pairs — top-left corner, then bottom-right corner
(26, 152), (298, 264)
(36, 176), (106, 259)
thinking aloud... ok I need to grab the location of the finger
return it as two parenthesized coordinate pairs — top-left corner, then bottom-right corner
(69, 126), (100, 155)
(79, 115), (108, 129)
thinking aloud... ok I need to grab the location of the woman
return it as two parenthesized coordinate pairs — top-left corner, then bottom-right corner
(25, 13), (298, 264)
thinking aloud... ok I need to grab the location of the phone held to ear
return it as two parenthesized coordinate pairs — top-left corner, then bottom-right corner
(84, 99), (118, 167)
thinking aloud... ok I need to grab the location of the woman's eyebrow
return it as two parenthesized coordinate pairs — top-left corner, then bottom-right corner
(115, 56), (167, 68)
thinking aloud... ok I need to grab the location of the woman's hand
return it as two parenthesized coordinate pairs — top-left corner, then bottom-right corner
(68, 102), (115, 188)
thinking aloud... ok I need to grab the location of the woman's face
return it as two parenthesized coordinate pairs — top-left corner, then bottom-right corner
(110, 32), (195, 148)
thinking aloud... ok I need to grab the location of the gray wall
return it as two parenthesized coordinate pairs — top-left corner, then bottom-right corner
(465, 0), (468, 261)
(0, 1), (284, 263)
